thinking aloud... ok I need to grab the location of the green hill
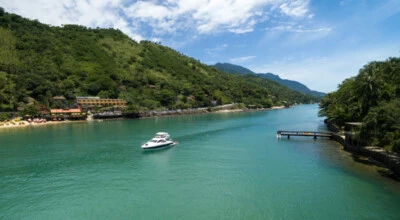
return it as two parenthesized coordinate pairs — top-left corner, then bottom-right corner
(319, 57), (400, 152)
(213, 63), (325, 98)
(213, 62), (255, 75)
(0, 8), (318, 112)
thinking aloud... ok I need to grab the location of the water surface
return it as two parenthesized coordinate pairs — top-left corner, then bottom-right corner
(1, 104), (400, 219)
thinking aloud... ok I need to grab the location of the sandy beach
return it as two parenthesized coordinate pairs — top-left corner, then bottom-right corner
(0, 119), (82, 130)
(0, 106), (287, 129)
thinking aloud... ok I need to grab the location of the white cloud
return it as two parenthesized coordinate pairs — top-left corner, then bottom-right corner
(0, 0), (312, 40)
(124, 2), (171, 21)
(0, 0), (144, 41)
(204, 44), (229, 56)
(229, 27), (254, 34)
(263, 23), (333, 46)
(266, 25), (332, 33)
(123, 0), (313, 35)
(279, 0), (309, 17)
(230, 56), (256, 63)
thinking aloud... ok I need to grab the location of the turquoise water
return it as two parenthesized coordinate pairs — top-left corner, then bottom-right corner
(1, 104), (400, 219)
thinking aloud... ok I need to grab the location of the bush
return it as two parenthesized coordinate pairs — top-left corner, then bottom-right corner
(392, 139), (400, 154)
(382, 132), (395, 147)
(0, 113), (11, 122)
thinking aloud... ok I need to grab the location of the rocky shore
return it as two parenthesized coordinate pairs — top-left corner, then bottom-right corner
(137, 105), (286, 118)
(326, 120), (400, 177)
(138, 107), (209, 118)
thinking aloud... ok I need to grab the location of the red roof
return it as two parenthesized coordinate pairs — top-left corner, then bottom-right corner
(50, 109), (81, 114)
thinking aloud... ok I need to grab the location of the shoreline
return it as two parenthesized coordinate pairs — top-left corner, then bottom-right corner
(137, 105), (287, 118)
(214, 106), (286, 113)
(327, 121), (400, 179)
(0, 120), (84, 130)
(0, 105), (287, 129)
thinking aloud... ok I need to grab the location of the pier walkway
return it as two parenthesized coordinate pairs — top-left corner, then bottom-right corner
(277, 131), (333, 139)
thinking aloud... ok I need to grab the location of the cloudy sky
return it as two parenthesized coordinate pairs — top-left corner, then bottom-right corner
(1, 0), (400, 92)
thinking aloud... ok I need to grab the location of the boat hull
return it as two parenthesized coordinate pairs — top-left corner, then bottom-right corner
(141, 141), (175, 150)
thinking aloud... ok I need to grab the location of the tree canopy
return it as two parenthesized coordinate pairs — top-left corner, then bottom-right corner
(0, 9), (318, 113)
(319, 57), (400, 152)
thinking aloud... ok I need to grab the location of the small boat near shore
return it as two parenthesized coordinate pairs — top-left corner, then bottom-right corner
(141, 132), (177, 150)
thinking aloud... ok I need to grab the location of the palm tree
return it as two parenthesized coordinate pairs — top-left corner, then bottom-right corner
(354, 62), (383, 117)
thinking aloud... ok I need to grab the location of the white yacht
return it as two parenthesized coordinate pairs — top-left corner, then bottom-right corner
(141, 132), (177, 149)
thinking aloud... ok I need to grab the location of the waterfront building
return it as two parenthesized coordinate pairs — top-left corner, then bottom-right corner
(76, 97), (127, 108)
(50, 108), (86, 120)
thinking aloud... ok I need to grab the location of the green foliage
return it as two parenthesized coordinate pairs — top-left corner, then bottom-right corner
(392, 140), (400, 154)
(261, 98), (273, 108)
(361, 99), (400, 147)
(0, 112), (11, 121)
(21, 105), (40, 117)
(319, 57), (400, 150)
(0, 10), (317, 113)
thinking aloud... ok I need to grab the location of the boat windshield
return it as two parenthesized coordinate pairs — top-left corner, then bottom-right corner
(149, 138), (167, 143)
(155, 132), (169, 138)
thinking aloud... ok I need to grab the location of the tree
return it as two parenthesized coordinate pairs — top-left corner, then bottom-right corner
(320, 57), (400, 151)
(0, 28), (19, 73)
(158, 89), (175, 107)
(21, 105), (40, 117)
(354, 62), (383, 116)
(0, 112), (11, 121)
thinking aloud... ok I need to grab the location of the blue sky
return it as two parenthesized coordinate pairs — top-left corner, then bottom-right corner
(1, 0), (399, 92)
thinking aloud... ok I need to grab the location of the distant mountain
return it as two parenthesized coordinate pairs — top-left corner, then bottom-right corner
(212, 63), (325, 98)
(213, 63), (255, 75)
(257, 73), (326, 98)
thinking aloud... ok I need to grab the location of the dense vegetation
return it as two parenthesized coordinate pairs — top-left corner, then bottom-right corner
(213, 63), (325, 98)
(0, 9), (317, 114)
(214, 63), (255, 75)
(319, 57), (400, 153)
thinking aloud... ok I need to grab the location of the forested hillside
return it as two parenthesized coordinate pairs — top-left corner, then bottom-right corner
(0, 9), (317, 112)
(213, 63), (325, 98)
(213, 63), (255, 75)
(319, 57), (400, 152)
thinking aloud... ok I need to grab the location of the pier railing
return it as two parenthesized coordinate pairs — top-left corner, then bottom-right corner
(277, 131), (333, 139)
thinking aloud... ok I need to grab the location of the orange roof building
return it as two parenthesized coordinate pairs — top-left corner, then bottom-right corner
(50, 108), (86, 120)
(76, 98), (127, 107)
(50, 109), (81, 114)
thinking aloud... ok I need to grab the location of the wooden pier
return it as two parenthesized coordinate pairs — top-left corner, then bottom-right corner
(277, 131), (333, 139)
